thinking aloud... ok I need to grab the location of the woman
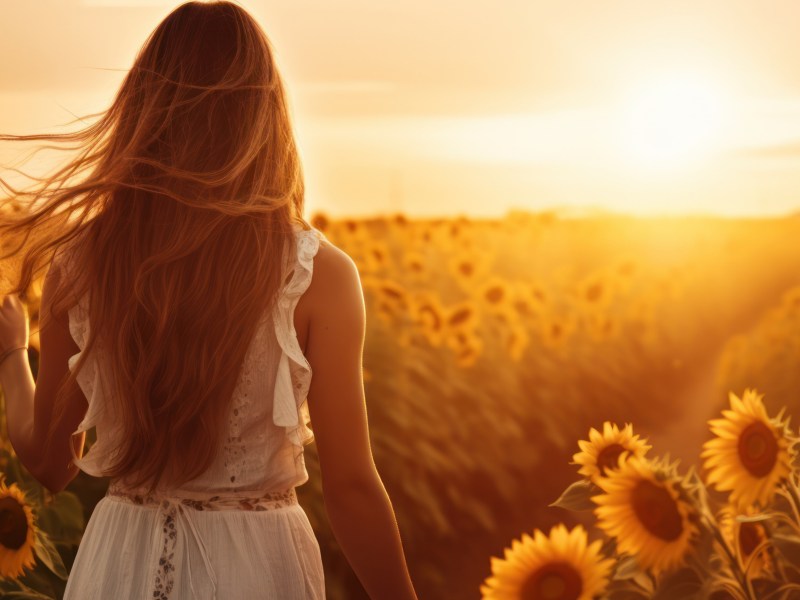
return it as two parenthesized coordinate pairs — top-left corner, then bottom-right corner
(0, 1), (418, 598)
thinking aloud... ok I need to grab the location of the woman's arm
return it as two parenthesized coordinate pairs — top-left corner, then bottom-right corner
(0, 269), (87, 494)
(303, 242), (419, 600)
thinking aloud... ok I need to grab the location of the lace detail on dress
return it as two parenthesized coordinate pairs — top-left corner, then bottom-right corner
(221, 318), (270, 484)
(106, 483), (298, 511)
(222, 337), (255, 485)
(221, 225), (324, 486)
(154, 509), (177, 600)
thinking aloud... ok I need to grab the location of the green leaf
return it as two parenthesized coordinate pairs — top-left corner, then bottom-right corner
(771, 532), (800, 565)
(604, 578), (651, 600)
(613, 555), (641, 581)
(15, 564), (60, 598)
(611, 555), (655, 594)
(632, 571), (655, 595)
(652, 567), (702, 600)
(34, 491), (85, 546)
(752, 578), (786, 599)
(549, 479), (599, 511)
(32, 530), (67, 580)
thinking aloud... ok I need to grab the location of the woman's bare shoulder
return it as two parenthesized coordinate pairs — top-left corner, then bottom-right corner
(310, 237), (362, 302)
(295, 236), (363, 336)
(295, 236), (361, 352)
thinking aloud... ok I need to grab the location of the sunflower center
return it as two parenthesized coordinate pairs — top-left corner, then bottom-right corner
(596, 444), (627, 475)
(486, 286), (504, 304)
(420, 306), (442, 331)
(520, 560), (583, 600)
(586, 283), (603, 302)
(0, 497), (28, 550)
(738, 522), (762, 558)
(449, 308), (473, 327)
(630, 479), (683, 541)
(737, 421), (778, 478)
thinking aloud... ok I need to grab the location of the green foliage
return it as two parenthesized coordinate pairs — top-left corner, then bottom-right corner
(0, 392), (84, 599)
(549, 479), (599, 511)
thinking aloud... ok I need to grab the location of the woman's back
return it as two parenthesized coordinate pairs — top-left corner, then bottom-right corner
(61, 223), (328, 600)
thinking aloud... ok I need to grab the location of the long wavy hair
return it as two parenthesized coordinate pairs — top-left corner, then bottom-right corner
(0, 0), (309, 494)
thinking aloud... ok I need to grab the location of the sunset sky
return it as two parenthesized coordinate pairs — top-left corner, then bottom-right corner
(3, 0), (800, 218)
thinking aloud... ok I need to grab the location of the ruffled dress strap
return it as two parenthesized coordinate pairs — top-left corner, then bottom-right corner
(50, 243), (111, 474)
(272, 223), (327, 476)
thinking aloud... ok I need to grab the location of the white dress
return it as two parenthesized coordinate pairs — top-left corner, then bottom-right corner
(57, 223), (328, 600)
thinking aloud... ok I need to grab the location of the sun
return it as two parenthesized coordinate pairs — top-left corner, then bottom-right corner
(619, 73), (728, 170)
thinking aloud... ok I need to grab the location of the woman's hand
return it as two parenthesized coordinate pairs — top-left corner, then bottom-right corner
(0, 294), (29, 355)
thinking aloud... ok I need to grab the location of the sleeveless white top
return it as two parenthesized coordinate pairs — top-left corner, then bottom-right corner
(57, 222), (328, 600)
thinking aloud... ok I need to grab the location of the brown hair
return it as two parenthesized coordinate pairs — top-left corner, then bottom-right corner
(0, 0), (309, 494)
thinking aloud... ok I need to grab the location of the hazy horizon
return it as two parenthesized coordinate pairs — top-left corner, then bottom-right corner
(4, 0), (800, 218)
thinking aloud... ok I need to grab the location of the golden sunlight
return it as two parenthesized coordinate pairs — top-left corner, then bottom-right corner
(619, 73), (729, 171)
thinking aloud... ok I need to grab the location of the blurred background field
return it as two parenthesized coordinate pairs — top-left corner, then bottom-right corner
(6, 209), (796, 599)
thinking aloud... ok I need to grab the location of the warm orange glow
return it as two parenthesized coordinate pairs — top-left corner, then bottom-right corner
(3, 4), (800, 217)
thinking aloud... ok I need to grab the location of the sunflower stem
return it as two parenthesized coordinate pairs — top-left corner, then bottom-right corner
(760, 583), (800, 600)
(704, 515), (755, 600)
(783, 475), (800, 527)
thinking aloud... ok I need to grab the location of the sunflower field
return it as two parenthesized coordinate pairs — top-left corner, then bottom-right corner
(1, 210), (800, 599)
(483, 391), (800, 599)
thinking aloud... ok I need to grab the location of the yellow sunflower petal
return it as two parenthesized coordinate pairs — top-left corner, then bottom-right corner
(481, 524), (613, 600)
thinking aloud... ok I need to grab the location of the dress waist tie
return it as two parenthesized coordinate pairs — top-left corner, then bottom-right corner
(158, 497), (218, 600)
(105, 483), (299, 600)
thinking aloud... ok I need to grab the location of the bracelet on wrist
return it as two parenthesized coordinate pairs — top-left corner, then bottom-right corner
(0, 346), (28, 368)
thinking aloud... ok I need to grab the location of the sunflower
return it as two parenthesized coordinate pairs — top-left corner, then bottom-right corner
(717, 505), (773, 578)
(445, 301), (480, 332)
(377, 279), (408, 306)
(592, 456), (699, 576)
(479, 278), (513, 315)
(402, 252), (427, 281)
(445, 329), (484, 368)
(529, 282), (548, 306)
(575, 273), (613, 310)
(454, 342), (482, 368)
(362, 241), (392, 273)
(365, 278), (410, 325)
(504, 326), (530, 362)
(701, 389), (796, 510)
(309, 211), (330, 233)
(581, 309), (619, 343)
(341, 218), (361, 235)
(0, 475), (37, 580)
(409, 291), (447, 347)
(480, 524), (614, 600)
(572, 422), (651, 485)
(509, 282), (541, 319)
(374, 299), (396, 325)
(448, 252), (491, 292)
(537, 313), (577, 350)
